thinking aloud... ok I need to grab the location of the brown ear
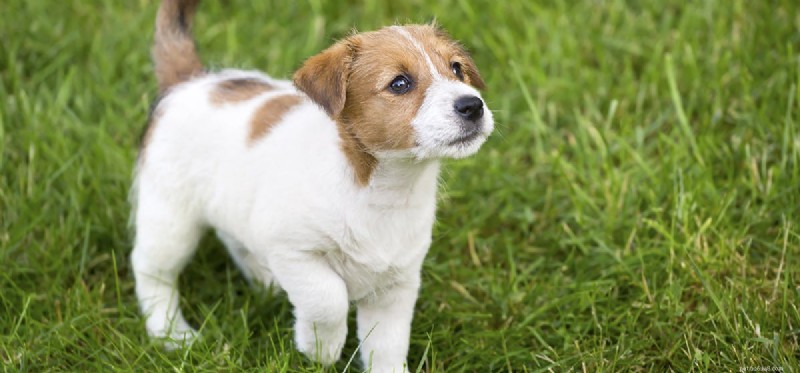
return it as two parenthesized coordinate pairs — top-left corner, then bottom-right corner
(293, 38), (358, 118)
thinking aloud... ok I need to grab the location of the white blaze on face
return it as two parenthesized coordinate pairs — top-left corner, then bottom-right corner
(391, 26), (443, 81)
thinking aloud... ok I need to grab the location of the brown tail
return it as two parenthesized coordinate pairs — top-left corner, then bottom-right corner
(152, 0), (203, 92)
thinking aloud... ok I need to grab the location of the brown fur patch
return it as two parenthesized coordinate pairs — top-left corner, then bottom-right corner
(153, 0), (204, 92)
(293, 24), (484, 186)
(210, 78), (274, 105)
(339, 31), (428, 151)
(293, 41), (356, 117)
(338, 125), (378, 186)
(248, 94), (303, 144)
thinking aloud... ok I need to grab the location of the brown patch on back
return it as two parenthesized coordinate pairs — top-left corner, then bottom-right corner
(248, 94), (303, 144)
(210, 78), (274, 105)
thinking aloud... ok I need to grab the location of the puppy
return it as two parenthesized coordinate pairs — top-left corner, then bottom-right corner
(131, 0), (493, 371)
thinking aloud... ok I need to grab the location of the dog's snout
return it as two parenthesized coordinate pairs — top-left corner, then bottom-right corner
(453, 95), (484, 122)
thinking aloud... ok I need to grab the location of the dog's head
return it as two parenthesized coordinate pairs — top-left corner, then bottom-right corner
(294, 24), (493, 161)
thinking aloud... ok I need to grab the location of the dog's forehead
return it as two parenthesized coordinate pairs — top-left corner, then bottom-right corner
(373, 25), (452, 47)
(355, 25), (460, 76)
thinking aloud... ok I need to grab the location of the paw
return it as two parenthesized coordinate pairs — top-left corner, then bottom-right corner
(160, 328), (200, 351)
(147, 316), (199, 350)
(295, 318), (347, 365)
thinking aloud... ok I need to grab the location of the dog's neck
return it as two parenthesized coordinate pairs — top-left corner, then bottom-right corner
(358, 156), (440, 208)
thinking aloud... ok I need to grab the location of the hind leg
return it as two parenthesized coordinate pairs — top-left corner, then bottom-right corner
(131, 190), (204, 349)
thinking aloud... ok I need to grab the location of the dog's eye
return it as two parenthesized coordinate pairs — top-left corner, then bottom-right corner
(451, 62), (464, 80)
(388, 75), (412, 94)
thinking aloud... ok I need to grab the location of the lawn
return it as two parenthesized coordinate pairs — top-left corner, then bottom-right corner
(2, 0), (799, 371)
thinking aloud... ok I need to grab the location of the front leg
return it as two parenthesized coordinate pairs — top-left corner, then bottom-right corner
(269, 252), (349, 366)
(357, 278), (420, 373)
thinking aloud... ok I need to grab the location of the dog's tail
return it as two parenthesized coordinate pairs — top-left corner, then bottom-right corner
(153, 0), (203, 92)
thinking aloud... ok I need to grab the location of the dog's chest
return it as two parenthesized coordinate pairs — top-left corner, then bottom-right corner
(327, 199), (436, 301)
(324, 249), (407, 301)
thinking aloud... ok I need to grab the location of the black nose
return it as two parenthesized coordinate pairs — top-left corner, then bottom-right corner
(454, 95), (484, 121)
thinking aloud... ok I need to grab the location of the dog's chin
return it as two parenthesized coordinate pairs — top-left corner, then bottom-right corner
(442, 134), (489, 159)
(411, 133), (489, 160)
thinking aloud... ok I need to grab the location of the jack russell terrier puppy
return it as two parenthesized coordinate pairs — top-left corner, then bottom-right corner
(131, 0), (493, 371)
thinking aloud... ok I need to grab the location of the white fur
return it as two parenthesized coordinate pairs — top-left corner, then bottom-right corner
(411, 80), (494, 159)
(132, 64), (491, 372)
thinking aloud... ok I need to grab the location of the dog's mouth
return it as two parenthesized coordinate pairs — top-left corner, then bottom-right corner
(447, 128), (483, 146)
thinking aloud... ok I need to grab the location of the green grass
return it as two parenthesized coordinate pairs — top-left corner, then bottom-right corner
(2, 0), (799, 371)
